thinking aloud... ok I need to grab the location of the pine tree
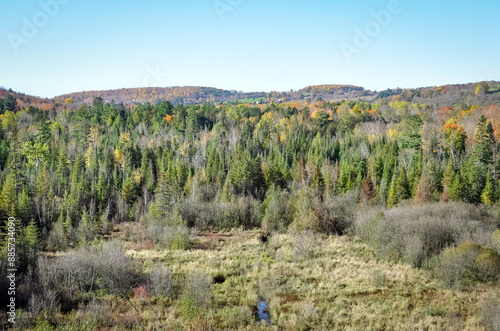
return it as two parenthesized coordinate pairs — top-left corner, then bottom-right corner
(468, 163), (487, 203)
(153, 174), (172, 216)
(97, 173), (107, 208)
(122, 176), (139, 206)
(0, 174), (17, 220)
(0, 139), (9, 170)
(22, 219), (39, 270)
(387, 166), (409, 208)
(448, 172), (464, 201)
(474, 115), (495, 164)
(481, 173), (495, 205)
(386, 172), (398, 208)
(17, 189), (33, 225)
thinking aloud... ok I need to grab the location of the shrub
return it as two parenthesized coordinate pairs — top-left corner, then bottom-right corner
(372, 269), (387, 288)
(354, 202), (498, 267)
(216, 306), (253, 329)
(148, 264), (174, 298)
(492, 229), (500, 255)
(294, 230), (316, 261)
(146, 205), (192, 249)
(80, 299), (112, 328)
(171, 227), (191, 250)
(35, 241), (139, 301)
(96, 241), (139, 295)
(434, 242), (500, 287)
(261, 185), (290, 233)
(34, 257), (63, 316)
(481, 293), (500, 331)
(435, 242), (482, 288)
(132, 285), (150, 299)
(46, 219), (67, 251)
(288, 188), (320, 232)
(58, 247), (95, 294)
(180, 272), (212, 319)
(318, 190), (358, 234)
(475, 248), (500, 280)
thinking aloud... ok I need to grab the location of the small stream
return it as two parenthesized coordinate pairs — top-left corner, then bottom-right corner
(257, 300), (271, 324)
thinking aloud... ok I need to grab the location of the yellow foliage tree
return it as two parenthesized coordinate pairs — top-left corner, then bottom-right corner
(164, 114), (174, 124)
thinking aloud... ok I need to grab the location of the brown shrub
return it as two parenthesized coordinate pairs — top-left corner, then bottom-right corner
(354, 203), (497, 267)
(481, 293), (500, 331)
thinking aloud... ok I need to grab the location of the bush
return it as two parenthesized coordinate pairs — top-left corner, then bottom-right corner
(288, 188), (320, 232)
(148, 264), (174, 298)
(80, 299), (112, 328)
(492, 229), (500, 255)
(46, 220), (67, 251)
(435, 242), (482, 288)
(354, 203), (498, 267)
(216, 306), (254, 329)
(262, 185), (290, 233)
(318, 190), (358, 234)
(434, 242), (500, 288)
(294, 230), (316, 261)
(171, 227), (191, 250)
(481, 293), (500, 331)
(34, 257), (63, 316)
(95, 241), (139, 295)
(475, 248), (500, 280)
(146, 205), (192, 249)
(180, 272), (212, 319)
(34, 241), (139, 302)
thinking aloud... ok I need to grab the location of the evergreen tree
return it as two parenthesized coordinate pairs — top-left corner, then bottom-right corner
(448, 172), (464, 201)
(474, 115), (495, 164)
(387, 166), (409, 208)
(481, 173), (495, 205)
(0, 174), (17, 220)
(2, 94), (18, 112)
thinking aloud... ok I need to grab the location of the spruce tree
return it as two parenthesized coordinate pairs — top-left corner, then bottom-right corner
(448, 172), (464, 201)
(481, 173), (495, 205)
(0, 174), (17, 221)
(387, 166), (409, 208)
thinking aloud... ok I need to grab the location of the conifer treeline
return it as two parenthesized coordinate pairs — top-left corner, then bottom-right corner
(0, 97), (499, 253)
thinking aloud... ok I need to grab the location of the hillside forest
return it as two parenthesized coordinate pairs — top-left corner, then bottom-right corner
(0, 82), (500, 330)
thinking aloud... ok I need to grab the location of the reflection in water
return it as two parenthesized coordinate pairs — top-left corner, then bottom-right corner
(258, 300), (271, 324)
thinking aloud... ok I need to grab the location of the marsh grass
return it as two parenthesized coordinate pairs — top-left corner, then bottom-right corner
(11, 228), (499, 330)
(117, 230), (497, 330)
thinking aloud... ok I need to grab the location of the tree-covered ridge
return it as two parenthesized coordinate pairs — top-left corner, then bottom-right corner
(3, 80), (500, 110)
(53, 85), (371, 106)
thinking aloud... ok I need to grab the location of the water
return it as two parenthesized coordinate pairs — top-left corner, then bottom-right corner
(257, 300), (271, 324)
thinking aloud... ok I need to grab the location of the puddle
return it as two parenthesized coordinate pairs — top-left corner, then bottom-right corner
(213, 274), (226, 284)
(257, 300), (271, 324)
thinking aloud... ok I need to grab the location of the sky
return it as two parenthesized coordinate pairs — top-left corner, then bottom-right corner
(1, 0), (499, 98)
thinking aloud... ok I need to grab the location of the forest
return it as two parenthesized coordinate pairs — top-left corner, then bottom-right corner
(1, 84), (500, 330)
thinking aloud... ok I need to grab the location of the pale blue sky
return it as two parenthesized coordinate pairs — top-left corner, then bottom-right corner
(1, 0), (499, 98)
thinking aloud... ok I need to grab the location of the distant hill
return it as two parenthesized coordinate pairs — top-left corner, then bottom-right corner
(53, 85), (370, 106)
(374, 81), (500, 108)
(54, 86), (236, 106)
(0, 87), (55, 110)
(2, 82), (500, 110)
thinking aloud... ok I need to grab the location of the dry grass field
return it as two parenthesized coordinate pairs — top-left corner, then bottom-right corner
(93, 228), (499, 330)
